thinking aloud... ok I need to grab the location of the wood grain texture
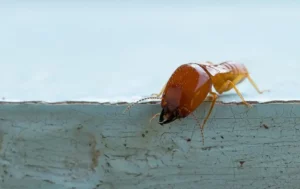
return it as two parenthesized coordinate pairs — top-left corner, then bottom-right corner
(0, 102), (300, 189)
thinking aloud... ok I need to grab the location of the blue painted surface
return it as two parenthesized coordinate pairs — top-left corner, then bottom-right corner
(0, 102), (300, 189)
(0, 1), (299, 101)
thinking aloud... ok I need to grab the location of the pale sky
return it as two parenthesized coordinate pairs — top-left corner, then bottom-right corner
(0, 1), (299, 102)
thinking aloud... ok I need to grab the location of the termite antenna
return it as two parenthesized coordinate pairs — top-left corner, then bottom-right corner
(182, 107), (205, 145)
(189, 112), (205, 145)
(122, 96), (161, 114)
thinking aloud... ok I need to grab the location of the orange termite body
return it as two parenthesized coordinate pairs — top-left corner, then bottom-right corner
(158, 63), (212, 125)
(124, 61), (268, 143)
(159, 61), (268, 127)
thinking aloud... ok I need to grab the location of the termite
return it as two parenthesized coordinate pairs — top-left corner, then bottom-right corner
(123, 61), (269, 144)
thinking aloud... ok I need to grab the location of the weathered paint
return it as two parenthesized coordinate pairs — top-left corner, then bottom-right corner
(0, 102), (300, 189)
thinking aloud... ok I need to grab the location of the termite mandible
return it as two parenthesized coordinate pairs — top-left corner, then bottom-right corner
(123, 61), (269, 144)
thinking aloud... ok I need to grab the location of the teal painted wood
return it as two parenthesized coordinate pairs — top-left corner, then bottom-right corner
(0, 102), (300, 189)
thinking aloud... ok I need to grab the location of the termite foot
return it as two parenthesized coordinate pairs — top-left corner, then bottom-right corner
(259, 89), (270, 94)
(246, 103), (253, 108)
(242, 102), (252, 108)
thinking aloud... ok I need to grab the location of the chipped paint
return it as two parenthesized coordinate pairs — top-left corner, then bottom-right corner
(89, 134), (101, 171)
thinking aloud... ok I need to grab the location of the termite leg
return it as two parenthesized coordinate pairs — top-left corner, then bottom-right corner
(151, 83), (167, 98)
(223, 80), (252, 108)
(149, 113), (160, 123)
(200, 92), (218, 145)
(246, 74), (270, 94)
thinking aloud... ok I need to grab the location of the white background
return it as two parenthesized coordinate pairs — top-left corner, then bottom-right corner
(0, 1), (299, 102)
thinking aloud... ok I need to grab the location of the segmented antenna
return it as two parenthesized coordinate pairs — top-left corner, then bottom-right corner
(182, 107), (205, 145)
(122, 96), (161, 114)
(189, 112), (205, 145)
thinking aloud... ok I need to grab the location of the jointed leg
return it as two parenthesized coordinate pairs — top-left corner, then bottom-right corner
(201, 92), (218, 131)
(219, 80), (252, 107)
(246, 74), (270, 94)
(228, 81), (252, 107)
(151, 83), (167, 98)
(200, 92), (218, 145)
(149, 113), (160, 123)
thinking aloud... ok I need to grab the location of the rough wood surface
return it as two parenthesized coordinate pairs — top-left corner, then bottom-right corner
(0, 102), (300, 189)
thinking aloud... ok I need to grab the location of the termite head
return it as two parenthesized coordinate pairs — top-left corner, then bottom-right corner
(159, 86), (183, 125)
(159, 105), (179, 125)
